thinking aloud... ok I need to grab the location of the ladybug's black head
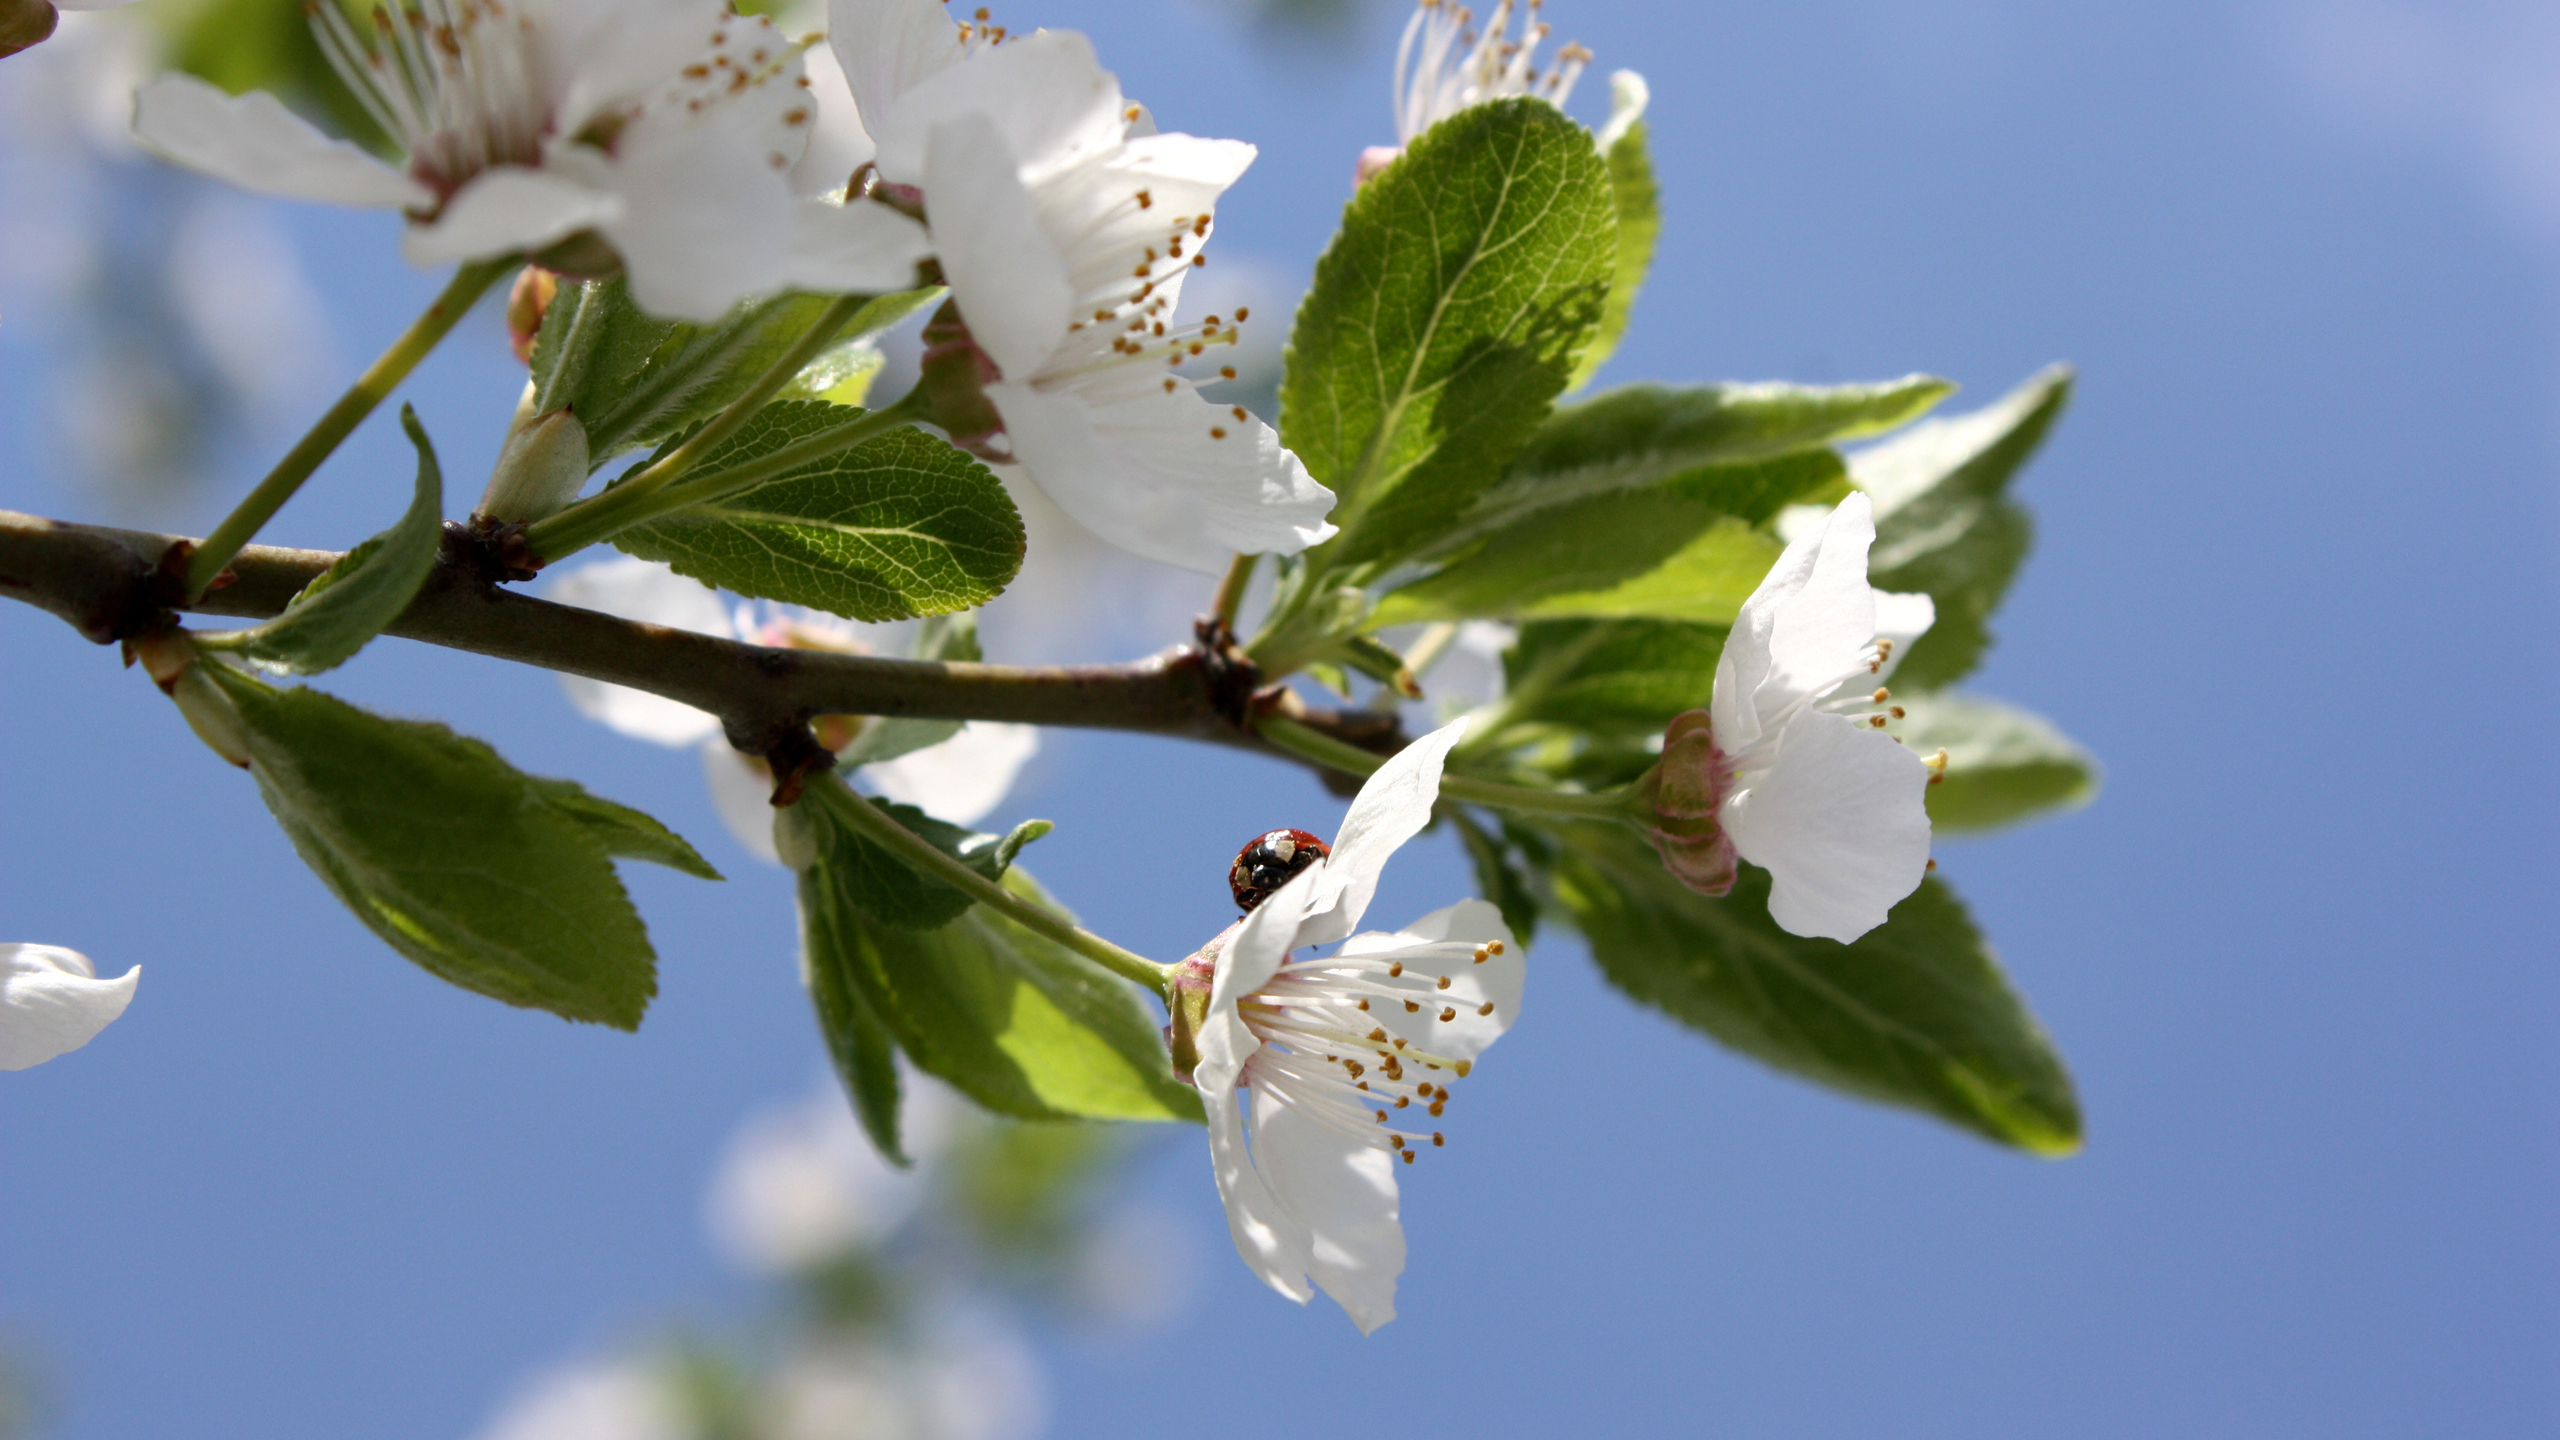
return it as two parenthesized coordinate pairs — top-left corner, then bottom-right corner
(1229, 828), (1329, 913)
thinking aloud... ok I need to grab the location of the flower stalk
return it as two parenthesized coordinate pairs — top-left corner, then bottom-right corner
(1255, 713), (1631, 821)
(802, 774), (1172, 994)
(185, 257), (513, 598)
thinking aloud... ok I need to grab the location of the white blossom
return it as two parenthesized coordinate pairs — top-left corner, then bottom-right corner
(705, 1082), (959, 1272)
(545, 558), (1037, 860)
(1357, 0), (1595, 181)
(1, 944), (137, 1071)
(1179, 717), (1523, 1333)
(130, 0), (925, 320)
(829, 1), (1336, 572)
(1647, 493), (1937, 943)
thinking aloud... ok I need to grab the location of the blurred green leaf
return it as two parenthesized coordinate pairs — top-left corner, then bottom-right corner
(203, 666), (662, 1029)
(1897, 691), (2101, 837)
(1859, 365), (2073, 688)
(1281, 98), (1615, 576)
(1545, 821), (2081, 1153)
(1452, 809), (1541, 943)
(1373, 450), (1840, 627)
(1568, 77), (1660, 392)
(801, 847), (914, 1164)
(613, 401), (1023, 622)
(203, 406), (444, 675)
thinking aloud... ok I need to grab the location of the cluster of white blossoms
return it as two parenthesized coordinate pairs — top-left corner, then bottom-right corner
(124, 0), (1334, 574)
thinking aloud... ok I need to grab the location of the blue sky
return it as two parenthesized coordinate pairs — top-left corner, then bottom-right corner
(2, 1), (2555, 1436)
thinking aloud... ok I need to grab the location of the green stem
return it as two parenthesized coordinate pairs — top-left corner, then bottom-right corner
(186, 258), (511, 596)
(1210, 551), (1258, 631)
(1258, 713), (1633, 821)
(808, 774), (1173, 994)
(525, 387), (927, 562)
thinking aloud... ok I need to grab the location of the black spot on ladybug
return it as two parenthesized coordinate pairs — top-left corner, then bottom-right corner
(1230, 828), (1329, 913)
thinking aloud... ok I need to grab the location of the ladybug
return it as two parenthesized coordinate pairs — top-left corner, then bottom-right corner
(1229, 828), (1330, 913)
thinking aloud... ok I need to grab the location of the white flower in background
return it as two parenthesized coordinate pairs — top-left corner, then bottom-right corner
(829, 1), (1336, 572)
(546, 558), (1038, 861)
(131, 0), (926, 320)
(1176, 717), (1523, 1333)
(1, 945), (138, 1072)
(705, 1082), (960, 1273)
(473, 1358), (687, 1440)
(1358, 0), (1593, 180)
(1642, 492), (1937, 943)
(763, 1312), (1045, 1440)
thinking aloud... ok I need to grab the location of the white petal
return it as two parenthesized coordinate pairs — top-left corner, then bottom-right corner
(1250, 1082), (1404, 1334)
(865, 722), (1039, 826)
(791, 38), (880, 197)
(1036, 133), (1254, 325)
(1303, 715), (1470, 949)
(828, 0), (963, 175)
(864, 28), (1123, 187)
(1220, 716), (1471, 1003)
(1713, 492), (1880, 749)
(700, 740), (784, 866)
(985, 377), (1334, 573)
(131, 75), (430, 210)
(1201, 1081), (1317, 1306)
(546, 0), (731, 139)
(1722, 710), (1933, 943)
(925, 112), (1074, 380)
(1, 945), (138, 1071)
(401, 166), (623, 269)
(548, 560), (734, 747)
(1339, 898), (1521, 1062)
(783, 198), (931, 297)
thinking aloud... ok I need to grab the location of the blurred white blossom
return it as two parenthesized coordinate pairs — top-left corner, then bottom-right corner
(705, 1082), (958, 1274)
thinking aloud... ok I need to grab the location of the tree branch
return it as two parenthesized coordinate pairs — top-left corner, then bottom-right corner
(0, 509), (1398, 771)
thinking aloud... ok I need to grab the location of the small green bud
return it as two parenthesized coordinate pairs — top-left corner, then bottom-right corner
(476, 404), (590, 523)
(132, 632), (251, 768)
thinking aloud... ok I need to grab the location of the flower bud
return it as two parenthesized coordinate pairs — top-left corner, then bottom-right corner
(1354, 146), (1402, 186)
(772, 798), (820, 872)
(915, 299), (1008, 460)
(1637, 709), (1737, 896)
(1164, 934), (1223, 1083)
(476, 404), (590, 524)
(0, 0), (57, 60)
(505, 266), (559, 365)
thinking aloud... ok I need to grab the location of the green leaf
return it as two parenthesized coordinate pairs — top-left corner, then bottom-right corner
(535, 282), (943, 461)
(1452, 808), (1540, 943)
(837, 611), (982, 768)
(1281, 97), (1616, 575)
(1457, 377), (1955, 545)
(798, 810), (1200, 1129)
(612, 400), (1024, 621)
(205, 406), (444, 675)
(1491, 618), (1724, 739)
(800, 858), (912, 1163)
(202, 665), (661, 1029)
(1546, 821), (2080, 1153)
(812, 793), (1047, 931)
(1568, 73), (1660, 392)
(1373, 450), (1841, 627)
(1896, 692), (2102, 837)
(1859, 365), (2073, 688)
(527, 777), (724, 880)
